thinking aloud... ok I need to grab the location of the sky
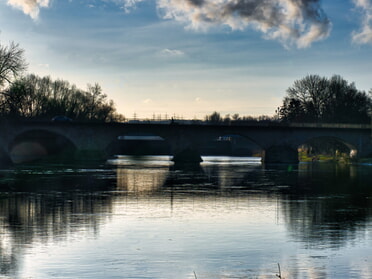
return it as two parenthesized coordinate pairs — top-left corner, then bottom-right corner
(0, 0), (372, 119)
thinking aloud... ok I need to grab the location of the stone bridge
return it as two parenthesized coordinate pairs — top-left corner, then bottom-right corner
(0, 120), (371, 165)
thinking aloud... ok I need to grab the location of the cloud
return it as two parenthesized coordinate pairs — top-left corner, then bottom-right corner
(143, 98), (152, 104)
(7, 0), (50, 20)
(352, 0), (372, 44)
(8, 0), (332, 48)
(160, 48), (185, 57)
(37, 63), (50, 69)
(123, 0), (145, 13)
(157, 0), (332, 48)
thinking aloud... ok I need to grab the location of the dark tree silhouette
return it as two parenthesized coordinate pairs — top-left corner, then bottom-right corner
(0, 74), (124, 122)
(205, 111), (223, 123)
(278, 74), (372, 124)
(0, 40), (27, 89)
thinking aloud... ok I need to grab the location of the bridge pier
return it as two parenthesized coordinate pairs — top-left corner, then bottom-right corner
(263, 145), (299, 164)
(171, 147), (203, 165)
(167, 128), (204, 166)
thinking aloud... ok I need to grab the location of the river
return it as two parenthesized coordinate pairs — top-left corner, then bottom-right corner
(0, 156), (371, 279)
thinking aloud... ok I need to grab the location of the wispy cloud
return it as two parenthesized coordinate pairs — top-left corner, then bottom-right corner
(123, 0), (145, 13)
(142, 98), (152, 104)
(37, 63), (50, 69)
(352, 0), (372, 44)
(7, 0), (50, 20)
(160, 48), (185, 57)
(157, 0), (332, 48)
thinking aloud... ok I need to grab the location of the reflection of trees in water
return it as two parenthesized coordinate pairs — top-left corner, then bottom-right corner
(1, 192), (114, 242)
(265, 163), (372, 248)
(0, 225), (18, 277)
(0, 169), (116, 277)
(282, 196), (371, 249)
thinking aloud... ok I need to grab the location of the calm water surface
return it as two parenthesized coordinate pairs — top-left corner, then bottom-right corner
(0, 156), (371, 279)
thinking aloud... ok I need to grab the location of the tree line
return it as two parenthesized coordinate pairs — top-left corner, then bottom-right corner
(0, 39), (123, 122)
(204, 111), (275, 124)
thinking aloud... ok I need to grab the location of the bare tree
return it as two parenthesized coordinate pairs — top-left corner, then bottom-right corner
(279, 74), (372, 123)
(0, 40), (27, 89)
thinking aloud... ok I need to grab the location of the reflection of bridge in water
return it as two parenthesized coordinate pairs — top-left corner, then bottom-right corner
(0, 120), (371, 165)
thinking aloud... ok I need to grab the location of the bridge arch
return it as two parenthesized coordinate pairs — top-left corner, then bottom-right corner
(8, 129), (76, 163)
(106, 133), (171, 156)
(298, 136), (357, 162)
(200, 133), (263, 157)
(263, 135), (359, 164)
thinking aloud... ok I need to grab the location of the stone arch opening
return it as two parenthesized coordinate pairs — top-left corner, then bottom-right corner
(9, 130), (76, 164)
(298, 136), (357, 162)
(200, 134), (263, 157)
(106, 133), (171, 156)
